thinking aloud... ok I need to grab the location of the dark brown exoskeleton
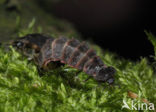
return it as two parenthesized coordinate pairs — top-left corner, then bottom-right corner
(12, 34), (116, 84)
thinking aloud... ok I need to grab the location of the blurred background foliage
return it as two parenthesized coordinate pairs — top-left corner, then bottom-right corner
(0, 0), (79, 42)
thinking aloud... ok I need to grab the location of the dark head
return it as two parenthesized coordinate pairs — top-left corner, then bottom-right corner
(12, 38), (28, 50)
(12, 37), (36, 57)
(94, 66), (116, 85)
(12, 35), (42, 59)
(12, 34), (51, 52)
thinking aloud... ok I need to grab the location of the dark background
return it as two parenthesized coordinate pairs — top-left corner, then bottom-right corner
(38, 0), (156, 60)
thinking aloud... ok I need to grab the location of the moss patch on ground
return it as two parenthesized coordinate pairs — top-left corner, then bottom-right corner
(0, 34), (156, 111)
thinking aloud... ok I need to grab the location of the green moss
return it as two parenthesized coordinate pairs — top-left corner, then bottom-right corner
(0, 39), (156, 112)
(145, 31), (156, 57)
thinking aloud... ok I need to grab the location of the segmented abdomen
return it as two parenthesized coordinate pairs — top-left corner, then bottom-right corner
(38, 37), (104, 75)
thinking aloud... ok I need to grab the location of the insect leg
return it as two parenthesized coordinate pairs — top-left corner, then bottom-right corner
(75, 70), (81, 76)
(83, 76), (92, 82)
(74, 70), (81, 81)
(37, 66), (45, 76)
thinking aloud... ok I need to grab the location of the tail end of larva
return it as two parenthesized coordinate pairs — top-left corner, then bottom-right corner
(94, 66), (116, 85)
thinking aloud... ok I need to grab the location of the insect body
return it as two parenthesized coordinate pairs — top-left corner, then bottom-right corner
(13, 34), (116, 84)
